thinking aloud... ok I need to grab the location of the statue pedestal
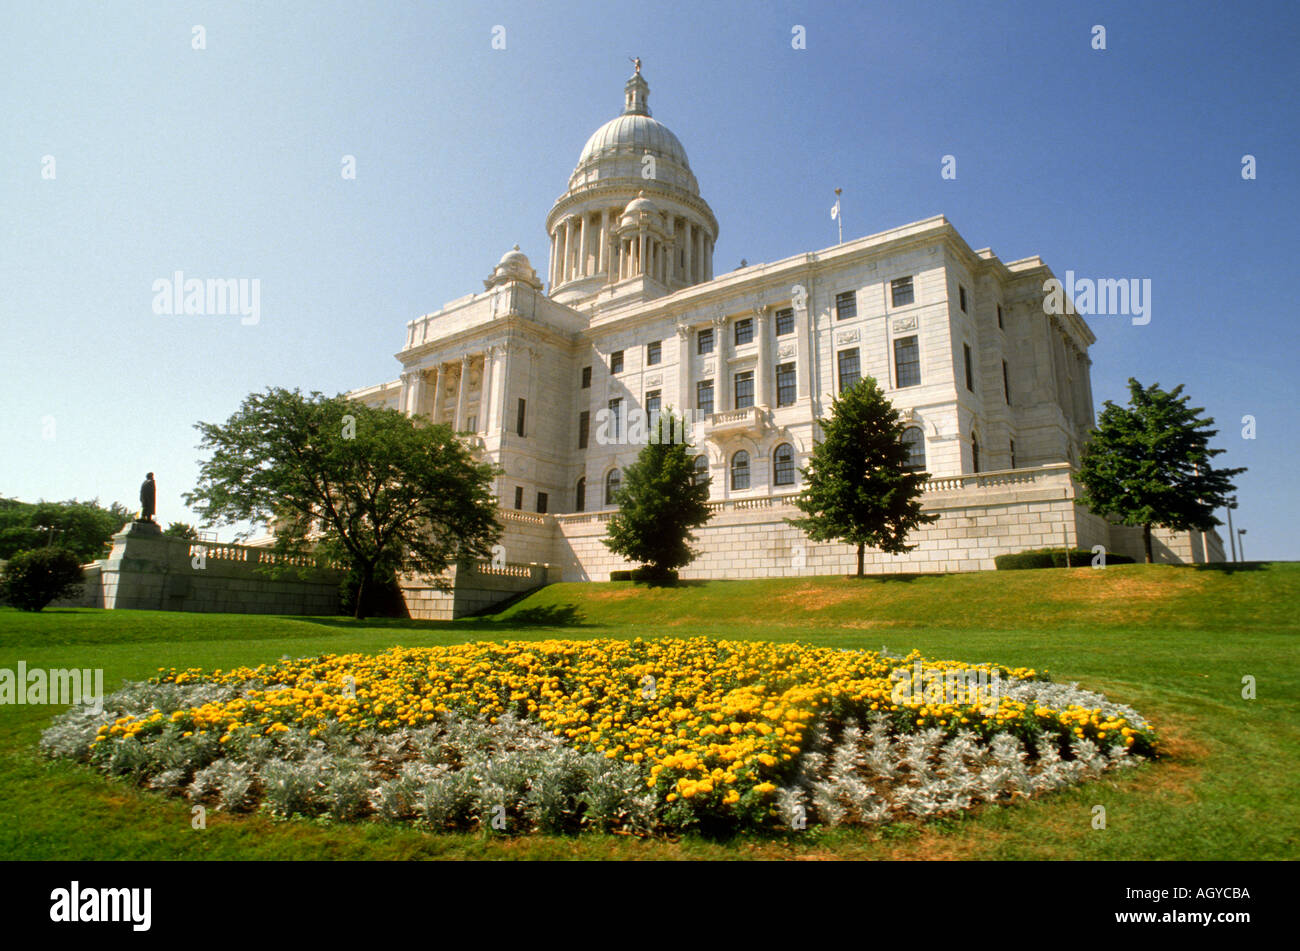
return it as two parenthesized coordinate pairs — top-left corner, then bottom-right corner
(101, 521), (178, 609)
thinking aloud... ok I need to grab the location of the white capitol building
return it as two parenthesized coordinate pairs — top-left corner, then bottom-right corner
(346, 64), (1222, 607)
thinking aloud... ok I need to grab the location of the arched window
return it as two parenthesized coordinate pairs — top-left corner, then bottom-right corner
(901, 427), (926, 473)
(970, 434), (980, 474)
(604, 469), (621, 506)
(692, 454), (710, 487)
(773, 443), (796, 486)
(731, 450), (750, 490)
(575, 477), (586, 513)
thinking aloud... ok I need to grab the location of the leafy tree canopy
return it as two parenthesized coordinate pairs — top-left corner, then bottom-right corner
(0, 497), (131, 562)
(184, 387), (501, 618)
(788, 377), (937, 576)
(1077, 378), (1244, 563)
(602, 411), (712, 577)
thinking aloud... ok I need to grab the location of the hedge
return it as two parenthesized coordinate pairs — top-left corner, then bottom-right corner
(609, 568), (679, 583)
(994, 547), (1135, 570)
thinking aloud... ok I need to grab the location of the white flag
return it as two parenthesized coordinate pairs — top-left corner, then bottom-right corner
(830, 200), (840, 220)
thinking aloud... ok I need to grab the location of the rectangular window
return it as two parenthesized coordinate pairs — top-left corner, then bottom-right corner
(734, 317), (754, 346)
(997, 304), (1004, 329)
(516, 398), (527, 436)
(646, 340), (662, 366)
(837, 348), (861, 393)
(536, 492), (548, 515)
(578, 410), (590, 449)
(959, 285), (968, 313)
(963, 343), (974, 392)
(696, 380), (714, 416)
(581, 365), (592, 388)
(776, 362), (796, 407)
(835, 291), (857, 321)
(466, 414), (477, 433)
(645, 389), (661, 427)
(775, 307), (794, 336)
(610, 350), (624, 374)
(608, 398), (624, 440)
(697, 327), (714, 355)
(1002, 360), (1010, 404)
(734, 370), (754, 409)
(891, 276), (914, 307)
(894, 335), (921, 387)
(513, 486), (523, 510)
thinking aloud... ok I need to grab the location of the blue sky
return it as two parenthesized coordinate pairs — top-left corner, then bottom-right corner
(2, 1), (1297, 559)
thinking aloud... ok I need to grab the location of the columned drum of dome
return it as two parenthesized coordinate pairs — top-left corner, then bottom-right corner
(546, 66), (718, 308)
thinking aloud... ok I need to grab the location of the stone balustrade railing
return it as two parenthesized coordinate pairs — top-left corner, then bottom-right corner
(186, 542), (347, 571)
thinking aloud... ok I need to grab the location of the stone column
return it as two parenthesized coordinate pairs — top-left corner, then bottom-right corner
(704, 237), (713, 281)
(684, 221), (694, 284)
(713, 312), (730, 411)
(548, 231), (556, 288)
(430, 364), (444, 425)
(480, 346), (497, 434)
(755, 305), (772, 409)
(676, 322), (692, 413)
(454, 354), (471, 432)
(578, 213), (589, 278)
(599, 208), (610, 274)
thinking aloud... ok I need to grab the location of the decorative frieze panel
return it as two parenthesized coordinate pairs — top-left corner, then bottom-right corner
(892, 316), (918, 333)
(835, 330), (860, 345)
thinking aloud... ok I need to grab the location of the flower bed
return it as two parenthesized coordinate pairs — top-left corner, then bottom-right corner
(41, 638), (1156, 834)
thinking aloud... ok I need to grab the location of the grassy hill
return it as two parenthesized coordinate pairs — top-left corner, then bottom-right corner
(1, 562), (1296, 860)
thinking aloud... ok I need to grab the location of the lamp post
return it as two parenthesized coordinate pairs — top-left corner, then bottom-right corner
(1225, 496), (1238, 562)
(1237, 529), (1247, 563)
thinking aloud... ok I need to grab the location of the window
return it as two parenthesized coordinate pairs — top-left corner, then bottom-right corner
(1009, 439), (1017, 470)
(697, 379), (714, 415)
(605, 469), (622, 505)
(901, 427), (926, 472)
(1002, 360), (1010, 404)
(773, 443), (796, 486)
(734, 317), (754, 346)
(608, 398), (624, 441)
(894, 335), (920, 387)
(776, 362), (796, 407)
(516, 398), (527, 436)
(963, 343), (974, 392)
(891, 276), (914, 307)
(610, 350), (624, 374)
(730, 451), (750, 490)
(645, 389), (661, 428)
(578, 410), (590, 449)
(514, 486), (524, 510)
(692, 454), (710, 486)
(835, 291), (857, 321)
(775, 307), (794, 336)
(959, 285), (968, 313)
(997, 304), (1003, 329)
(575, 477), (586, 512)
(466, 414), (477, 433)
(697, 328), (714, 355)
(646, 340), (662, 366)
(734, 370), (754, 409)
(971, 434), (980, 474)
(536, 492), (548, 514)
(581, 366), (592, 388)
(838, 348), (861, 393)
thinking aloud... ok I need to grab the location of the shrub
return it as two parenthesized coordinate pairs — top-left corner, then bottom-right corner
(994, 547), (1134, 570)
(609, 567), (679, 583)
(1, 547), (84, 611)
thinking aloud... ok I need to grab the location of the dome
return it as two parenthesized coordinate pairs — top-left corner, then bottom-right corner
(577, 114), (690, 171)
(483, 244), (542, 291)
(497, 245), (531, 269)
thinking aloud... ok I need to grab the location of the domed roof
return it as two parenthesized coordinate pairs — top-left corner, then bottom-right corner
(622, 191), (660, 215)
(577, 113), (690, 170)
(483, 244), (541, 291)
(497, 245), (531, 268)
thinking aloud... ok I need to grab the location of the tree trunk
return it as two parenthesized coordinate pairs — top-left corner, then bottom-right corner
(354, 564), (374, 620)
(856, 542), (865, 578)
(1142, 523), (1153, 564)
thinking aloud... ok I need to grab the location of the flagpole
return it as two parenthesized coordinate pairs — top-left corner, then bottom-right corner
(834, 188), (843, 244)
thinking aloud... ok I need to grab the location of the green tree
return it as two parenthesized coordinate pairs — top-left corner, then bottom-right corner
(1, 547), (84, 611)
(184, 387), (501, 618)
(163, 522), (199, 540)
(788, 377), (937, 576)
(0, 497), (130, 562)
(602, 411), (712, 578)
(1077, 378), (1244, 563)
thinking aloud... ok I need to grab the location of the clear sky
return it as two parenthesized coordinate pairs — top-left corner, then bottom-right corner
(2, 1), (1297, 559)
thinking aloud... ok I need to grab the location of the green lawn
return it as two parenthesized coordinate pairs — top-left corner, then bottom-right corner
(2, 562), (1296, 860)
